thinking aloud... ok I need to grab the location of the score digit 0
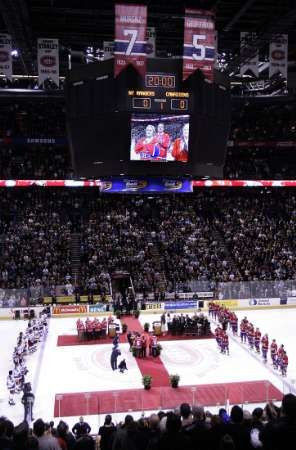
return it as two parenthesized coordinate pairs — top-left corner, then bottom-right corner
(132, 97), (151, 109)
(171, 98), (188, 111)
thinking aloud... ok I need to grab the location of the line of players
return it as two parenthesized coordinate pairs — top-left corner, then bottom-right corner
(76, 316), (111, 339)
(6, 314), (48, 406)
(208, 302), (288, 377)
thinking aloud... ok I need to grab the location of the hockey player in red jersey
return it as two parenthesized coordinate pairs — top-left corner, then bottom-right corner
(270, 339), (278, 368)
(230, 313), (238, 335)
(240, 319), (248, 343)
(281, 351), (288, 377)
(215, 326), (223, 351)
(247, 323), (255, 350)
(221, 331), (229, 355)
(254, 328), (261, 353)
(261, 334), (269, 363)
(156, 123), (171, 157)
(150, 334), (158, 357)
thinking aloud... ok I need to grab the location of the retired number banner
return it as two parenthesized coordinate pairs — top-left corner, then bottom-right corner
(240, 32), (259, 77)
(114, 4), (147, 77)
(37, 38), (59, 87)
(183, 9), (215, 81)
(269, 34), (288, 79)
(0, 34), (12, 80)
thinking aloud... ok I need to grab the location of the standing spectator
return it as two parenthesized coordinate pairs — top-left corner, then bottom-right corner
(0, 417), (14, 450)
(260, 394), (296, 450)
(158, 412), (192, 450)
(13, 420), (39, 450)
(72, 417), (91, 439)
(33, 418), (61, 450)
(98, 415), (116, 450)
(57, 420), (76, 450)
(112, 415), (142, 450)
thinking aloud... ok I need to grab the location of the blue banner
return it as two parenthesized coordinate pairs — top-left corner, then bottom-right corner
(164, 300), (197, 310)
(88, 304), (107, 313)
(100, 178), (193, 193)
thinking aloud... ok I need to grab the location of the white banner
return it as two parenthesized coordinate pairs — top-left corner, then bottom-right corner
(287, 297), (296, 305)
(240, 32), (258, 77)
(146, 27), (156, 58)
(0, 34), (12, 80)
(37, 38), (59, 87)
(269, 34), (288, 79)
(242, 298), (280, 308)
(103, 41), (114, 60)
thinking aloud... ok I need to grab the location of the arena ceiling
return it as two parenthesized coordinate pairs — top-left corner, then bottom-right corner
(0, 0), (296, 76)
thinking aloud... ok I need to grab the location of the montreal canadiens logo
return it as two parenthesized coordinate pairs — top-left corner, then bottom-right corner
(271, 50), (285, 60)
(0, 51), (9, 62)
(40, 55), (56, 67)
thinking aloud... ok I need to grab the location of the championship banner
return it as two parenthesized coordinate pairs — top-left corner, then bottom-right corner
(114, 4), (147, 77)
(103, 41), (114, 60)
(37, 38), (59, 87)
(183, 9), (215, 81)
(0, 34), (12, 80)
(146, 27), (156, 58)
(240, 32), (258, 77)
(269, 34), (288, 79)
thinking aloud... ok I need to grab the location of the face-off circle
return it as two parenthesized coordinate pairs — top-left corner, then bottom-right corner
(160, 343), (220, 377)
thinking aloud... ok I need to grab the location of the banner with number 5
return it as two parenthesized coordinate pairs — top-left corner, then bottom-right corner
(183, 9), (216, 81)
(114, 4), (147, 78)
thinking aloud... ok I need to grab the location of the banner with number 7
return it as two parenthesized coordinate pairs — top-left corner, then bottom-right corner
(114, 4), (147, 78)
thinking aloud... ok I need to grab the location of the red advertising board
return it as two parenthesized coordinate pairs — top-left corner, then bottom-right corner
(52, 305), (87, 315)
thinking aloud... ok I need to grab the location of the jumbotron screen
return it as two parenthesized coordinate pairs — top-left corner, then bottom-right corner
(130, 114), (190, 162)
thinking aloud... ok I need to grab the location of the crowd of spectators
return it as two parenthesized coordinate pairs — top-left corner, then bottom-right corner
(0, 100), (72, 179)
(0, 145), (72, 179)
(224, 148), (296, 180)
(0, 101), (65, 138)
(229, 101), (296, 141)
(0, 394), (296, 450)
(0, 189), (295, 295)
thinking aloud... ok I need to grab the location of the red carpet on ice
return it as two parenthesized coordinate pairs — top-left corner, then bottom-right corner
(54, 380), (283, 417)
(57, 315), (214, 347)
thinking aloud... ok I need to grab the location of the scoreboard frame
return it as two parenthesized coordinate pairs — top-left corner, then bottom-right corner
(66, 57), (230, 179)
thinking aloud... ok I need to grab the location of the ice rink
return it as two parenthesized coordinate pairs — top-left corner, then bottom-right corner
(0, 308), (296, 432)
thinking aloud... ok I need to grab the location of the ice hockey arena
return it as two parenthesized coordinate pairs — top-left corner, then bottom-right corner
(0, 1), (296, 450)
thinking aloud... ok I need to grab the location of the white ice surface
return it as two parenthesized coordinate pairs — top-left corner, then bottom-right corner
(0, 309), (295, 430)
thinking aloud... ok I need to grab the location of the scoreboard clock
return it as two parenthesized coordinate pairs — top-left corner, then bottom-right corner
(145, 74), (176, 89)
(127, 89), (192, 113)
